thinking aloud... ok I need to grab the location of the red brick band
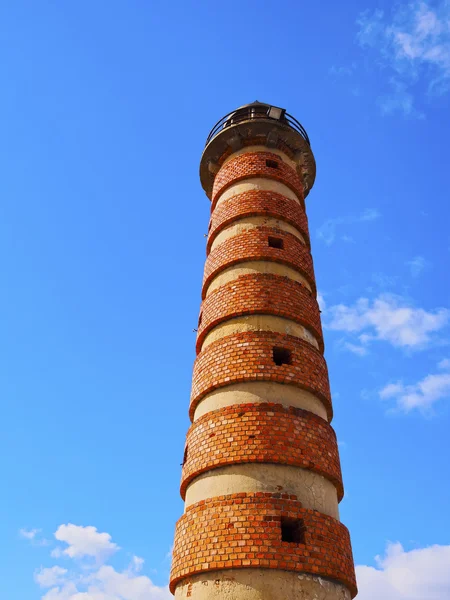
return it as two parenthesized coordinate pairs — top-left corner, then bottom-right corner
(212, 152), (304, 207)
(202, 228), (316, 299)
(181, 403), (343, 501)
(190, 331), (332, 421)
(170, 492), (357, 597)
(207, 190), (310, 254)
(217, 137), (297, 168)
(197, 274), (323, 353)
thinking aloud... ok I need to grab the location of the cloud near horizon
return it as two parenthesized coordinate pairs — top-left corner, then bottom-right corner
(356, 541), (450, 599)
(25, 525), (450, 600)
(31, 524), (171, 600)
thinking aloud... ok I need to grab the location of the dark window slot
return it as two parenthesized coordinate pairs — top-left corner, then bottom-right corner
(268, 236), (284, 249)
(281, 518), (306, 544)
(266, 159), (279, 169)
(273, 347), (292, 366)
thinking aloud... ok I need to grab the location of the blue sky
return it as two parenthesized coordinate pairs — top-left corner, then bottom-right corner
(1, 1), (449, 598)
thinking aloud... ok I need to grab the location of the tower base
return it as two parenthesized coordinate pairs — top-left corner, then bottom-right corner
(174, 569), (351, 600)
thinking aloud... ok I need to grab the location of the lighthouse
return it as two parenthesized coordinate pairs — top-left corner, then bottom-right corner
(170, 102), (357, 600)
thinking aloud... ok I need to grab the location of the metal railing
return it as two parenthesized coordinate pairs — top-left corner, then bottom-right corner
(205, 105), (310, 147)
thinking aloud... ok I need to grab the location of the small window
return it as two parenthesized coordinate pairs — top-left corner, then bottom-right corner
(198, 312), (203, 327)
(182, 446), (188, 465)
(281, 518), (306, 544)
(273, 347), (292, 366)
(268, 236), (284, 249)
(208, 221), (212, 232)
(266, 159), (279, 169)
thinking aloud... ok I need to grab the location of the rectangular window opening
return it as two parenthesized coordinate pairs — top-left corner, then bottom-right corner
(273, 347), (292, 366)
(182, 445), (188, 465)
(266, 159), (279, 169)
(268, 236), (284, 249)
(198, 312), (203, 327)
(281, 518), (306, 544)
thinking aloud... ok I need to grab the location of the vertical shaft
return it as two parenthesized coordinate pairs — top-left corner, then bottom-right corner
(170, 103), (357, 600)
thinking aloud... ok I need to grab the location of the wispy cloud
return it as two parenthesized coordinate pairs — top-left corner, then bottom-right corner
(341, 234), (355, 244)
(356, 541), (450, 598)
(356, 1), (450, 116)
(378, 78), (425, 118)
(316, 208), (380, 245)
(19, 528), (49, 547)
(329, 63), (356, 78)
(20, 528), (41, 540)
(438, 357), (450, 370)
(342, 340), (369, 356)
(379, 358), (450, 413)
(371, 272), (399, 289)
(406, 255), (429, 277)
(325, 293), (449, 353)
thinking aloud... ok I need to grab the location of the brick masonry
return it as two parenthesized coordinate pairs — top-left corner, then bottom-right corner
(214, 139), (297, 176)
(196, 273), (323, 353)
(190, 331), (332, 422)
(212, 151), (304, 208)
(207, 189), (310, 253)
(202, 227), (316, 298)
(170, 492), (357, 597)
(180, 403), (343, 501)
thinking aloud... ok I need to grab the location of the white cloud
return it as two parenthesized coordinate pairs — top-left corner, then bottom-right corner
(30, 525), (171, 600)
(438, 357), (450, 369)
(316, 208), (380, 245)
(20, 528), (41, 540)
(82, 563), (170, 600)
(407, 255), (428, 277)
(54, 525), (119, 561)
(356, 542), (450, 599)
(343, 341), (368, 356)
(130, 556), (145, 573)
(20, 528), (49, 547)
(35, 566), (68, 588)
(379, 358), (450, 413)
(326, 293), (449, 352)
(357, 2), (450, 116)
(39, 560), (171, 600)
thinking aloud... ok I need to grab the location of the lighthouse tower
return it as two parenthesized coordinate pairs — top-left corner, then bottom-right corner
(170, 102), (357, 600)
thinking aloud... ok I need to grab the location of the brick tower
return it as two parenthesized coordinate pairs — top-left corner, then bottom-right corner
(170, 102), (357, 600)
